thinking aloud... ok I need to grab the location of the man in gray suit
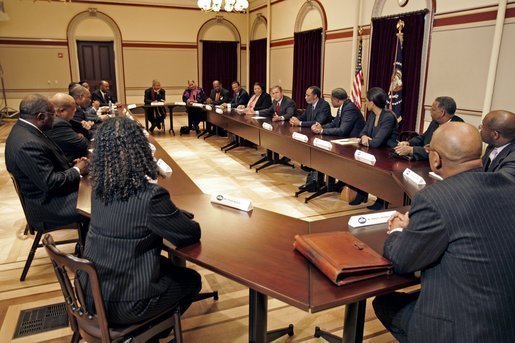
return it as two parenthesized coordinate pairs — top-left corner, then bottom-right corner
(259, 85), (297, 121)
(5, 94), (89, 229)
(373, 122), (515, 342)
(480, 109), (515, 177)
(290, 86), (331, 127)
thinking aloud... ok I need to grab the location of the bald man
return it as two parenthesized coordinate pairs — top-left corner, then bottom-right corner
(480, 110), (515, 176)
(373, 122), (515, 343)
(46, 93), (89, 162)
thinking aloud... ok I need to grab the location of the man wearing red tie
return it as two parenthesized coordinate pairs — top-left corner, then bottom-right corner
(258, 85), (297, 121)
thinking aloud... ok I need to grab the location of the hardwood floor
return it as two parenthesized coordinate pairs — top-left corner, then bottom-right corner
(0, 115), (399, 342)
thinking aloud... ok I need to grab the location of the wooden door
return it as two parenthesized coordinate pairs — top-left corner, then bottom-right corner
(77, 41), (117, 101)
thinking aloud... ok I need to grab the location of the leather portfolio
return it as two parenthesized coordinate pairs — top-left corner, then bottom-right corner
(293, 231), (393, 286)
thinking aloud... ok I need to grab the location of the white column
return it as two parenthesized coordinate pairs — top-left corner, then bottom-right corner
(266, 0), (271, 90)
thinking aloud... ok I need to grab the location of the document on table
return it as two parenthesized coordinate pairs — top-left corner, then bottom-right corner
(331, 138), (359, 145)
(252, 116), (267, 119)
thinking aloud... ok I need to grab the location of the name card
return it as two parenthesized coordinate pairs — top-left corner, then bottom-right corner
(191, 103), (204, 108)
(354, 150), (376, 165)
(313, 138), (333, 151)
(174, 101), (186, 106)
(127, 104), (137, 110)
(150, 101), (165, 106)
(292, 132), (308, 143)
(205, 105), (213, 111)
(210, 194), (253, 212)
(429, 171), (444, 181)
(215, 108), (224, 114)
(262, 122), (273, 131)
(156, 159), (173, 178)
(348, 210), (397, 228)
(403, 168), (426, 185)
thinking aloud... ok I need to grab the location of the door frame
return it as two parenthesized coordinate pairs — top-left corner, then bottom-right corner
(67, 9), (126, 103)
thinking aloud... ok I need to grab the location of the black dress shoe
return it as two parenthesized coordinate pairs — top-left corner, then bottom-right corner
(367, 199), (385, 211)
(156, 122), (162, 130)
(349, 191), (368, 205)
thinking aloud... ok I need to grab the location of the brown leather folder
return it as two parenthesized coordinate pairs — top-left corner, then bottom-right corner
(293, 231), (393, 286)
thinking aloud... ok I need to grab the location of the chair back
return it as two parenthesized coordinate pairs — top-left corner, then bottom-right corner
(43, 234), (111, 342)
(9, 172), (35, 232)
(399, 130), (419, 142)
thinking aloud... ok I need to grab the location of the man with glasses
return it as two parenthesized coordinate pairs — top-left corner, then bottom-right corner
(374, 122), (515, 343)
(394, 96), (463, 160)
(5, 94), (89, 229)
(290, 86), (331, 127)
(480, 110), (515, 176)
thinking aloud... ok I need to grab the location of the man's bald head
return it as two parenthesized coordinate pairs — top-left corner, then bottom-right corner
(50, 93), (77, 120)
(429, 122), (482, 178)
(481, 110), (515, 147)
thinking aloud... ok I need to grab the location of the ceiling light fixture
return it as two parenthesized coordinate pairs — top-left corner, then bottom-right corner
(197, 0), (249, 13)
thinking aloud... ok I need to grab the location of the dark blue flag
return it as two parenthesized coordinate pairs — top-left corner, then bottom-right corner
(388, 25), (404, 121)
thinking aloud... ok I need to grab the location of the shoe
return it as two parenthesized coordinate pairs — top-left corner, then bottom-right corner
(156, 122), (162, 130)
(301, 165), (313, 172)
(367, 199), (385, 211)
(349, 191), (368, 205)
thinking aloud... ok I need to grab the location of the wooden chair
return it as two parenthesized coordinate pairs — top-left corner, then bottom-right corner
(9, 173), (87, 281)
(43, 234), (183, 343)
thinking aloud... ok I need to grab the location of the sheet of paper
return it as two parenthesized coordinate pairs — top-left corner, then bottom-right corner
(331, 138), (359, 145)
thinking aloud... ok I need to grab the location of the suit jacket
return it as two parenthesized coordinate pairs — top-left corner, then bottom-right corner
(259, 95), (297, 120)
(482, 141), (515, 177)
(249, 92), (272, 111)
(182, 87), (206, 104)
(322, 99), (365, 137)
(299, 98), (332, 127)
(359, 109), (398, 148)
(5, 120), (81, 229)
(409, 115), (464, 160)
(230, 88), (250, 107)
(144, 88), (165, 104)
(384, 170), (515, 342)
(82, 184), (201, 302)
(209, 88), (230, 105)
(73, 105), (101, 124)
(46, 117), (89, 163)
(91, 88), (115, 106)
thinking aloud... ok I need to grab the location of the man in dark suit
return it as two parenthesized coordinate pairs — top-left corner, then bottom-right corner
(5, 94), (89, 229)
(290, 86), (331, 127)
(480, 110), (515, 177)
(91, 80), (115, 106)
(394, 96), (463, 160)
(46, 93), (89, 163)
(373, 122), (515, 343)
(225, 80), (249, 108)
(259, 85), (297, 121)
(205, 80), (230, 105)
(311, 88), (365, 137)
(144, 79), (166, 133)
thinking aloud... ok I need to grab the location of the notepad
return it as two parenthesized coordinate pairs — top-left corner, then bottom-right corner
(331, 138), (360, 145)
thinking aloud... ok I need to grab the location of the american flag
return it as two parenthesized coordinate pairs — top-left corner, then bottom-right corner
(351, 37), (363, 110)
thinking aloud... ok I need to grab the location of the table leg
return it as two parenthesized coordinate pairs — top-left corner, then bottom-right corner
(314, 300), (366, 343)
(168, 106), (175, 136)
(144, 109), (149, 131)
(248, 289), (294, 343)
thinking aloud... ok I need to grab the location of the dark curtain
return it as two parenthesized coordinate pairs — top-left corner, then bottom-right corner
(202, 41), (238, 96)
(368, 10), (428, 131)
(249, 38), (267, 95)
(292, 28), (323, 109)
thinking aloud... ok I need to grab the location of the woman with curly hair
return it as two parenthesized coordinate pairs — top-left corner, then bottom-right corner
(80, 117), (202, 326)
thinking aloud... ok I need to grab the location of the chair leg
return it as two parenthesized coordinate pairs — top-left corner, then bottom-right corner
(20, 230), (43, 281)
(173, 309), (183, 343)
(23, 224), (30, 236)
(70, 331), (81, 343)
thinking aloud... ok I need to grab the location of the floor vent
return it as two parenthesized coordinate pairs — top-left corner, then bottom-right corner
(13, 302), (69, 338)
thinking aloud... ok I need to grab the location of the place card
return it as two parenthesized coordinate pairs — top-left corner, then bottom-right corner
(156, 158), (173, 178)
(262, 122), (273, 131)
(292, 132), (308, 143)
(354, 150), (376, 165)
(191, 103), (204, 108)
(429, 171), (444, 181)
(174, 101), (186, 106)
(215, 108), (224, 114)
(403, 168), (426, 185)
(210, 193), (253, 212)
(205, 105), (213, 111)
(348, 210), (397, 228)
(313, 138), (333, 150)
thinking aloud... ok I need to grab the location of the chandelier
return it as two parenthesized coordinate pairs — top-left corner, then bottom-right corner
(197, 0), (249, 13)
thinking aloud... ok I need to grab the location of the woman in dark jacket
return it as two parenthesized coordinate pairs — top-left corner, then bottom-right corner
(81, 117), (201, 325)
(350, 87), (398, 210)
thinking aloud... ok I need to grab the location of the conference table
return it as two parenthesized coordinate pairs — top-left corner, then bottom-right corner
(77, 132), (419, 343)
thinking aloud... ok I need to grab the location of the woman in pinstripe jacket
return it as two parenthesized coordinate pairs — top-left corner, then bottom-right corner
(80, 117), (202, 325)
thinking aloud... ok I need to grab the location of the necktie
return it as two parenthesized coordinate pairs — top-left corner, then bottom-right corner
(215, 92), (220, 101)
(275, 102), (280, 114)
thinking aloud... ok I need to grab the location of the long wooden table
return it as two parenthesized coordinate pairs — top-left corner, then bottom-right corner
(78, 132), (419, 343)
(206, 109), (429, 206)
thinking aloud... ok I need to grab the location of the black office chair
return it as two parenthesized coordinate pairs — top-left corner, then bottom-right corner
(10, 173), (87, 281)
(43, 234), (183, 343)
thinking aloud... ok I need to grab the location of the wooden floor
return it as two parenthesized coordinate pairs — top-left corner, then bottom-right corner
(0, 114), (399, 342)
